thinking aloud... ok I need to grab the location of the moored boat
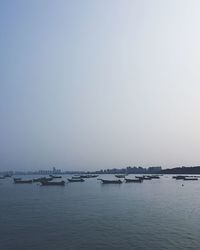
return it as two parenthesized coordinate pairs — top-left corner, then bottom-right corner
(72, 176), (81, 179)
(100, 179), (122, 184)
(184, 177), (198, 181)
(40, 180), (65, 186)
(125, 178), (142, 183)
(150, 175), (160, 179)
(33, 177), (53, 182)
(13, 178), (22, 181)
(115, 174), (126, 178)
(89, 174), (98, 178)
(4, 174), (12, 178)
(135, 176), (144, 180)
(68, 178), (85, 182)
(80, 174), (98, 178)
(14, 179), (33, 184)
(49, 175), (62, 178)
(173, 176), (187, 180)
(142, 176), (152, 180)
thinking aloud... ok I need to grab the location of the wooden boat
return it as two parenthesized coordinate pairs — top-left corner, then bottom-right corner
(72, 176), (81, 179)
(115, 174), (126, 178)
(125, 178), (142, 183)
(33, 177), (53, 182)
(100, 179), (122, 184)
(142, 176), (152, 180)
(80, 174), (99, 178)
(184, 177), (198, 181)
(150, 175), (160, 179)
(173, 176), (187, 180)
(49, 175), (62, 178)
(33, 177), (44, 182)
(135, 176), (144, 180)
(41, 180), (65, 186)
(68, 178), (85, 182)
(14, 179), (33, 184)
(80, 175), (89, 178)
(13, 178), (22, 181)
(4, 174), (12, 178)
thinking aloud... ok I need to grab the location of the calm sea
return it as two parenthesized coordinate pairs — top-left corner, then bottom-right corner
(0, 175), (200, 250)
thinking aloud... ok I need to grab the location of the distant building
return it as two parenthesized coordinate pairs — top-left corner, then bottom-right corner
(148, 166), (162, 173)
(52, 167), (61, 174)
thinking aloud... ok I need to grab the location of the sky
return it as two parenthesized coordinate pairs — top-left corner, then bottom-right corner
(1, 0), (200, 171)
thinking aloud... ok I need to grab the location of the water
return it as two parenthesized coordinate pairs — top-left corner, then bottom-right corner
(1, 175), (200, 250)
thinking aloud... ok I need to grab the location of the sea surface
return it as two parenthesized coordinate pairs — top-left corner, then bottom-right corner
(1, 174), (200, 250)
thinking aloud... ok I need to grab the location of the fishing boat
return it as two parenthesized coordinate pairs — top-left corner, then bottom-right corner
(14, 179), (33, 184)
(135, 176), (144, 180)
(115, 174), (126, 178)
(150, 175), (160, 179)
(173, 176), (187, 180)
(100, 179), (122, 184)
(142, 176), (152, 180)
(4, 174), (12, 178)
(91, 175), (98, 178)
(125, 178), (143, 183)
(184, 177), (198, 181)
(40, 180), (65, 186)
(68, 178), (85, 182)
(72, 176), (81, 179)
(33, 177), (53, 182)
(13, 178), (22, 181)
(80, 174), (98, 178)
(80, 175), (89, 178)
(49, 175), (62, 178)
(33, 177), (44, 182)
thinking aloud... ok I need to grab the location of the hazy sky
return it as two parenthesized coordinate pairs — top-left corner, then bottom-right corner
(1, 0), (200, 171)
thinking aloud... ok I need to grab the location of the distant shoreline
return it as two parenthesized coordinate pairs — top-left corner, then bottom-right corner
(2, 166), (200, 175)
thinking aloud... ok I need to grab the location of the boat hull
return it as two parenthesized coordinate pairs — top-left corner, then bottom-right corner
(14, 180), (33, 184)
(33, 177), (53, 182)
(49, 175), (62, 178)
(68, 178), (85, 182)
(115, 174), (126, 178)
(41, 181), (65, 186)
(125, 178), (142, 183)
(100, 179), (122, 184)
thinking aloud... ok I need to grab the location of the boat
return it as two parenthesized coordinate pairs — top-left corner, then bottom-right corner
(0, 176), (5, 179)
(33, 177), (44, 182)
(184, 177), (198, 181)
(33, 177), (53, 182)
(100, 179), (122, 184)
(68, 178), (85, 182)
(13, 178), (22, 181)
(135, 176), (144, 180)
(40, 180), (65, 186)
(49, 175), (62, 178)
(125, 178), (143, 183)
(173, 176), (187, 180)
(150, 175), (160, 179)
(14, 179), (33, 184)
(72, 176), (81, 179)
(115, 174), (127, 178)
(80, 174), (98, 178)
(4, 174), (12, 178)
(142, 176), (152, 180)
(91, 175), (98, 178)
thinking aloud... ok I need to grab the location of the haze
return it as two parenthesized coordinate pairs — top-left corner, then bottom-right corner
(1, 0), (200, 171)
